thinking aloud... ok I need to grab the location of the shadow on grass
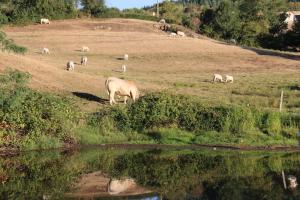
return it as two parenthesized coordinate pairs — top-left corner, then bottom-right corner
(72, 92), (108, 104)
(242, 46), (300, 61)
(288, 85), (300, 91)
(116, 57), (126, 60)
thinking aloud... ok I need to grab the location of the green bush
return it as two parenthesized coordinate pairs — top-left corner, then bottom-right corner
(0, 70), (78, 149)
(90, 92), (300, 138)
(0, 31), (27, 54)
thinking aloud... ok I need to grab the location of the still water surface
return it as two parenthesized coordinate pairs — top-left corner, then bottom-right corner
(0, 146), (300, 199)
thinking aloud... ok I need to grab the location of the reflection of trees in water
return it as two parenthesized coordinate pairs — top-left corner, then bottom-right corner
(0, 149), (300, 199)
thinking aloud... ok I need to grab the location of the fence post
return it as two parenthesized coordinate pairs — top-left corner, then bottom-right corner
(279, 90), (284, 112)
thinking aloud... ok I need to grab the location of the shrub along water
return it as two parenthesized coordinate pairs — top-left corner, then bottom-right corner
(89, 92), (300, 144)
(0, 70), (299, 149)
(0, 70), (79, 150)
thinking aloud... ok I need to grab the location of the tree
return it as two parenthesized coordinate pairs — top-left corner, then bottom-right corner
(81, 0), (105, 15)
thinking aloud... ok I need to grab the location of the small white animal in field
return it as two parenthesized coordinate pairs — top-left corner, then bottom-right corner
(105, 77), (139, 105)
(40, 18), (50, 24)
(81, 56), (88, 66)
(42, 48), (50, 54)
(177, 31), (185, 37)
(159, 19), (166, 24)
(169, 32), (177, 37)
(213, 74), (223, 82)
(225, 75), (234, 83)
(124, 54), (129, 61)
(81, 46), (89, 52)
(121, 65), (126, 73)
(66, 61), (75, 71)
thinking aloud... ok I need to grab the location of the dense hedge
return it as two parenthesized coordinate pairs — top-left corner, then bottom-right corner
(0, 70), (79, 149)
(90, 92), (300, 138)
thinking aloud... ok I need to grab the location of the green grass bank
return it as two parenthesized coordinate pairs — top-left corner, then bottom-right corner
(0, 70), (299, 150)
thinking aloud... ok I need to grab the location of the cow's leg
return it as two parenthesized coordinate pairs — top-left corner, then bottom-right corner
(124, 96), (128, 104)
(109, 91), (115, 105)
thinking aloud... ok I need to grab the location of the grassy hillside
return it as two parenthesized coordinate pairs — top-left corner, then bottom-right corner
(0, 19), (299, 150)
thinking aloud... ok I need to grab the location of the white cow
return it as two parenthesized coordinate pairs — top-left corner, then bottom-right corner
(105, 77), (139, 105)
(225, 75), (234, 83)
(81, 56), (88, 66)
(40, 18), (50, 24)
(159, 19), (166, 24)
(42, 48), (50, 54)
(169, 32), (177, 37)
(66, 61), (75, 71)
(177, 31), (186, 37)
(213, 74), (223, 82)
(81, 46), (89, 52)
(124, 54), (129, 61)
(121, 64), (126, 73)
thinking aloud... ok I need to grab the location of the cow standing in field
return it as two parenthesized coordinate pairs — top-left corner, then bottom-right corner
(124, 54), (129, 61)
(40, 18), (50, 24)
(81, 56), (88, 66)
(42, 48), (50, 54)
(213, 74), (223, 82)
(121, 65), (126, 73)
(81, 46), (89, 52)
(105, 77), (139, 105)
(225, 75), (234, 83)
(66, 61), (75, 71)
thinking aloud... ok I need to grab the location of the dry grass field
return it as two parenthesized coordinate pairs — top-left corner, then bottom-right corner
(1, 18), (300, 112)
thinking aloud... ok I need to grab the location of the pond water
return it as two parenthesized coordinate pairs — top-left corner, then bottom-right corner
(0, 146), (300, 200)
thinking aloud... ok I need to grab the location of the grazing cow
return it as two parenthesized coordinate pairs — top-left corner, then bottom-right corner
(121, 64), (126, 73)
(81, 46), (89, 52)
(42, 48), (50, 54)
(177, 31), (185, 37)
(40, 18), (50, 24)
(124, 54), (129, 61)
(66, 61), (75, 71)
(81, 56), (88, 66)
(105, 77), (139, 105)
(225, 75), (234, 83)
(159, 19), (166, 24)
(213, 74), (223, 82)
(169, 32), (177, 37)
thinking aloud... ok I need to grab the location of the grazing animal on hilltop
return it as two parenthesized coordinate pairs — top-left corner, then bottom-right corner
(225, 75), (234, 83)
(121, 65), (126, 73)
(105, 77), (139, 105)
(124, 54), (129, 61)
(40, 18), (50, 24)
(81, 46), (89, 52)
(66, 61), (75, 71)
(213, 74), (223, 82)
(81, 56), (88, 66)
(177, 31), (186, 37)
(42, 48), (50, 54)
(159, 19), (166, 24)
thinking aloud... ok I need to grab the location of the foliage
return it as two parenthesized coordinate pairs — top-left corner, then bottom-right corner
(90, 92), (300, 142)
(0, 0), (78, 24)
(160, 1), (184, 24)
(0, 31), (27, 54)
(81, 0), (105, 16)
(200, 0), (289, 47)
(0, 70), (79, 149)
